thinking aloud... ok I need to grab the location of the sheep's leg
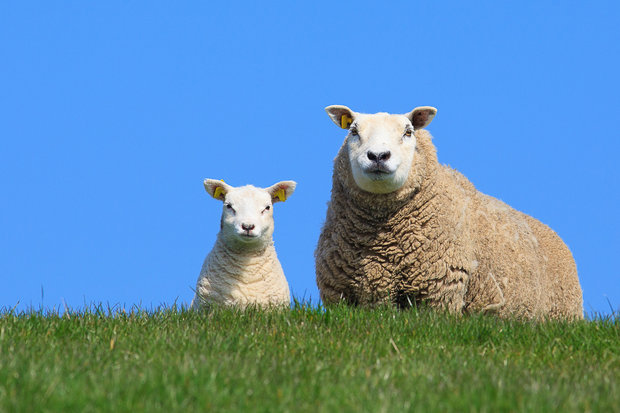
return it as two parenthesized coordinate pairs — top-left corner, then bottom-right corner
(463, 271), (506, 314)
(423, 267), (468, 314)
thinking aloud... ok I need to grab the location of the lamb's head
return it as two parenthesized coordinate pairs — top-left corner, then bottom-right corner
(326, 105), (437, 194)
(203, 179), (296, 248)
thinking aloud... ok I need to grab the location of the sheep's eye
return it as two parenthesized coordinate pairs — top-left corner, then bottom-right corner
(225, 203), (234, 211)
(349, 127), (359, 137)
(404, 129), (413, 137)
(262, 205), (271, 213)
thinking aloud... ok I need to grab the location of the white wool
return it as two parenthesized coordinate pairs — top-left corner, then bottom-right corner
(192, 238), (290, 308)
(191, 179), (296, 309)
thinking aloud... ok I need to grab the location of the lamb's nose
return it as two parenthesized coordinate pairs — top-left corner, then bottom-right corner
(367, 151), (391, 162)
(241, 223), (255, 231)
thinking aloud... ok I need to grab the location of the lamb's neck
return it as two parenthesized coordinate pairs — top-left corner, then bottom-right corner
(211, 236), (278, 283)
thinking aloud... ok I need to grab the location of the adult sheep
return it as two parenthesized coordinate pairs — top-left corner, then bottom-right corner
(315, 105), (583, 319)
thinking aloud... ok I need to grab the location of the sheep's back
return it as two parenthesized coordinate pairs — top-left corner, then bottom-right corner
(467, 192), (582, 319)
(523, 215), (583, 318)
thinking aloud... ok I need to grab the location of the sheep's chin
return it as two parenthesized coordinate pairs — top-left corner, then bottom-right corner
(351, 166), (408, 194)
(234, 232), (262, 243)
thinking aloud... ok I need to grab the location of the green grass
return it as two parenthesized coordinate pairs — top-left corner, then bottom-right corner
(1, 304), (618, 412)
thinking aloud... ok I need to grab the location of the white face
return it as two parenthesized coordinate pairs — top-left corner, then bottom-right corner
(220, 186), (275, 246)
(346, 113), (416, 194)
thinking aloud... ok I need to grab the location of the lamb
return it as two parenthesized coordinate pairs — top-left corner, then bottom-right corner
(191, 179), (296, 309)
(315, 105), (583, 319)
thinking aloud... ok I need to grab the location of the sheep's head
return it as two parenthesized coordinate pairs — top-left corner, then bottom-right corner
(203, 179), (296, 248)
(326, 105), (436, 194)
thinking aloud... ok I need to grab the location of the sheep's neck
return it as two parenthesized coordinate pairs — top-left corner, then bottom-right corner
(336, 173), (439, 232)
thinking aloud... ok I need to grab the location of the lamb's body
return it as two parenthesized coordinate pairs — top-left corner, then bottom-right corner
(316, 128), (583, 319)
(192, 236), (290, 308)
(191, 179), (295, 309)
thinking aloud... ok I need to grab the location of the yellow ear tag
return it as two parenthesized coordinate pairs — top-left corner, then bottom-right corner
(274, 188), (286, 202)
(341, 114), (352, 129)
(214, 186), (224, 199)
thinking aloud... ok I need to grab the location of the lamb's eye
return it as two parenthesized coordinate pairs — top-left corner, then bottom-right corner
(349, 127), (359, 137)
(225, 203), (234, 212)
(404, 129), (413, 137)
(262, 205), (271, 213)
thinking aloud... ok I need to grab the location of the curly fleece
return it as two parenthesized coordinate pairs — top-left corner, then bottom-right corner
(192, 238), (290, 308)
(315, 129), (583, 319)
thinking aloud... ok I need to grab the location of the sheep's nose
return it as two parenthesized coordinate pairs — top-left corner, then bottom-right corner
(241, 223), (255, 231)
(367, 151), (391, 162)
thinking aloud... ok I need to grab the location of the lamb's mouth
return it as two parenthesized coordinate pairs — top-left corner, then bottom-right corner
(239, 232), (258, 240)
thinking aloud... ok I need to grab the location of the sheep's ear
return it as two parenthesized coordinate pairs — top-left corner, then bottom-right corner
(325, 105), (355, 129)
(266, 180), (296, 203)
(406, 106), (437, 129)
(204, 179), (232, 201)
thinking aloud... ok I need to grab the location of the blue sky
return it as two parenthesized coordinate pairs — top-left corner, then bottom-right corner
(1, 1), (618, 315)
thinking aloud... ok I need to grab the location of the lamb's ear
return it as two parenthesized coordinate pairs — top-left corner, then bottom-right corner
(325, 105), (355, 129)
(406, 106), (437, 129)
(266, 180), (296, 203)
(204, 179), (232, 201)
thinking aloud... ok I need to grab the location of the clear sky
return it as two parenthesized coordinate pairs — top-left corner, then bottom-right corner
(1, 1), (618, 316)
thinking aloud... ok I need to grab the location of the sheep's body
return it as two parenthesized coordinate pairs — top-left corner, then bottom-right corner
(191, 237), (290, 308)
(316, 122), (583, 319)
(191, 180), (295, 309)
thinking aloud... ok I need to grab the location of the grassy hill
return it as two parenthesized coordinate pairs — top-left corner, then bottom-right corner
(1, 304), (618, 412)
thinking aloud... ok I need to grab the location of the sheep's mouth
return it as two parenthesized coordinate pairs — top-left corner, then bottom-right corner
(364, 166), (393, 179)
(238, 232), (259, 240)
